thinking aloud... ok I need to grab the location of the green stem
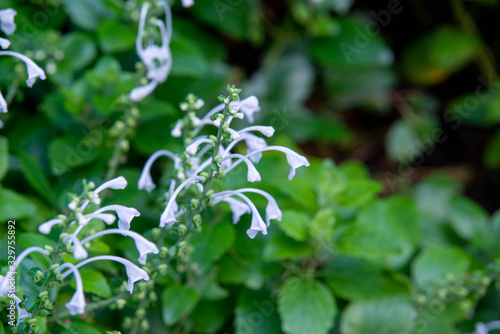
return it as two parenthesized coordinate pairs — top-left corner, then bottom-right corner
(104, 113), (130, 182)
(450, 0), (498, 81)
(48, 293), (129, 323)
(5, 75), (21, 105)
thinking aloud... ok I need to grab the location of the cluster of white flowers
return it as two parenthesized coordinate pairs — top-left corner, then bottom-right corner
(0, 177), (157, 319)
(130, 0), (195, 102)
(0, 8), (46, 122)
(138, 90), (310, 238)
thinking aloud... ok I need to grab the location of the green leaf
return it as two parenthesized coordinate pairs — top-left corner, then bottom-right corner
(484, 129), (500, 168)
(64, 0), (114, 31)
(170, 35), (209, 77)
(0, 136), (8, 181)
(412, 246), (470, 289)
(235, 289), (281, 334)
(48, 135), (101, 175)
(275, 210), (310, 241)
(190, 300), (232, 334)
(278, 277), (336, 334)
(263, 231), (315, 262)
(18, 152), (56, 205)
(161, 284), (198, 326)
(401, 27), (478, 85)
(336, 197), (420, 268)
(323, 255), (408, 301)
(58, 32), (97, 73)
(61, 320), (102, 334)
(448, 196), (488, 241)
(310, 208), (336, 242)
(192, 266), (228, 301)
(385, 119), (421, 163)
(97, 20), (136, 53)
(341, 296), (414, 334)
(0, 189), (37, 221)
(414, 175), (461, 222)
(335, 179), (382, 207)
(69, 269), (111, 298)
(189, 222), (235, 274)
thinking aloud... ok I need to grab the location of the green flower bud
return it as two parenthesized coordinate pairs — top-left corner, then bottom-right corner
(116, 299), (127, 309)
(178, 224), (187, 235)
(159, 264), (168, 275)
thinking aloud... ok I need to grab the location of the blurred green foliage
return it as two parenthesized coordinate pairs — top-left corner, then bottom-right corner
(1, 0), (500, 333)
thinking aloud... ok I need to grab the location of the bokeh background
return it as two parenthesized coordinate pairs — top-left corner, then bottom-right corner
(1, 0), (500, 333)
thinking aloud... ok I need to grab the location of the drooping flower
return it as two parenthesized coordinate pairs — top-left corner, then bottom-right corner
(223, 197), (251, 224)
(474, 321), (500, 334)
(0, 9), (16, 35)
(79, 229), (159, 265)
(160, 175), (205, 227)
(61, 256), (149, 294)
(130, 1), (172, 101)
(95, 176), (128, 194)
(0, 51), (46, 87)
(213, 190), (268, 238)
(87, 205), (140, 230)
(138, 149), (180, 192)
(38, 218), (64, 234)
(55, 263), (86, 315)
(0, 38), (9, 49)
(220, 154), (261, 182)
(186, 138), (212, 155)
(181, 0), (195, 7)
(236, 188), (282, 226)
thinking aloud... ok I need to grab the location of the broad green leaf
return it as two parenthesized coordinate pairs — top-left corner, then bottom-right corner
(48, 135), (101, 175)
(316, 159), (347, 207)
(310, 208), (336, 242)
(448, 196), (488, 241)
(323, 255), (409, 301)
(0, 136), (8, 181)
(61, 320), (102, 334)
(335, 179), (382, 207)
(97, 20), (136, 53)
(0, 189), (37, 221)
(336, 197), (420, 268)
(412, 246), (470, 289)
(58, 32), (97, 73)
(18, 152), (56, 205)
(278, 277), (336, 334)
(275, 210), (310, 242)
(189, 222), (235, 274)
(341, 296), (414, 334)
(401, 27), (478, 85)
(161, 284), (198, 326)
(263, 231), (315, 262)
(192, 266), (228, 301)
(235, 289), (281, 334)
(64, 0), (114, 31)
(190, 300), (233, 334)
(69, 269), (111, 298)
(414, 175), (461, 222)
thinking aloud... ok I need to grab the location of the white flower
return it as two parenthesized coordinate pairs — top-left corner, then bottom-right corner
(245, 134), (268, 163)
(61, 256), (149, 294)
(95, 176), (128, 194)
(138, 149), (180, 193)
(131, 1), (172, 101)
(71, 237), (88, 260)
(223, 197), (251, 224)
(171, 120), (183, 137)
(235, 96), (260, 123)
(474, 321), (500, 334)
(11, 295), (30, 323)
(220, 154), (260, 182)
(227, 146), (310, 180)
(226, 128), (240, 140)
(186, 138), (212, 155)
(79, 229), (159, 265)
(0, 91), (5, 113)
(0, 38), (10, 49)
(55, 263), (86, 315)
(214, 190), (267, 238)
(89, 205), (140, 230)
(182, 0), (195, 7)
(84, 212), (117, 225)
(238, 125), (275, 137)
(77, 212), (89, 226)
(160, 175), (204, 227)
(0, 9), (17, 35)
(1, 247), (48, 295)
(237, 188), (282, 226)
(0, 51), (46, 87)
(38, 218), (63, 234)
